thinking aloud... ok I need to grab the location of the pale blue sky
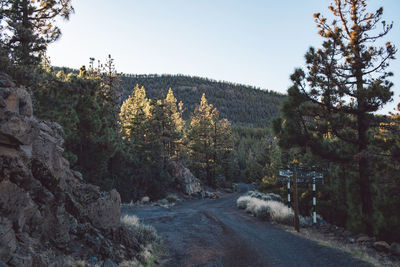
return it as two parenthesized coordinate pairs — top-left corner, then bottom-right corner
(47, 0), (400, 114)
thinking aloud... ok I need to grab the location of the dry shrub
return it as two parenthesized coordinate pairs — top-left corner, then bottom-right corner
(121, 214), (140, 227)
(248, 190), (283, 202)
(238, 195), (298, 226)
(266, 200), (294, 225)
(237, 196), (252, 209)
(121, 214), (161, 246)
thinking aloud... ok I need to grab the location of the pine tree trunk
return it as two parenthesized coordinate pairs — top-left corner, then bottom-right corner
(354, 35), (373, 234)
(358, 113), (373, 235)
(341, 164), (348, 226)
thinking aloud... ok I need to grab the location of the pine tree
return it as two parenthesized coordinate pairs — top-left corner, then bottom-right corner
(119, 84), (151, 139)
(0, 0), (74, 66)
(214, 118), (234, 183)
(148, 99), (181, 169)
(164, 88), (185, 158)
(189, 93), (233, 186)
(118, 87), (179, 199)
(165, 88), (184, 132)
(274, 0), (396, 234)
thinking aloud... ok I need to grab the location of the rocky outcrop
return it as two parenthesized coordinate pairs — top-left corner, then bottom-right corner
(0, 73), (138, 266)
(167, 159), (202, 195)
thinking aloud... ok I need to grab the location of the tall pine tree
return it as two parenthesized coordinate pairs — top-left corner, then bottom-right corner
(274, 0), (396, 234)
(189, 93), (233, 186)
(119, 84), (151, 140)
(0, 0), (74, 66)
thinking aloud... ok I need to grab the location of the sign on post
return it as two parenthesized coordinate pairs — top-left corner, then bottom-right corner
(279, 169), (323, 183)
(278, 166), (325, 228)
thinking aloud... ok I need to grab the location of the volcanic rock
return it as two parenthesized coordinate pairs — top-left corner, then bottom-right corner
(167, 159), (202, 195)
(0, 72), (138, 266)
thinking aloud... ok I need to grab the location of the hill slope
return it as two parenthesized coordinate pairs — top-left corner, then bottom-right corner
(121, 74), (286, 127)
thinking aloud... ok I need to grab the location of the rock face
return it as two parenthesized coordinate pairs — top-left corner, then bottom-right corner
(0, 73), (138, 266)
(167, 160), (202, 195)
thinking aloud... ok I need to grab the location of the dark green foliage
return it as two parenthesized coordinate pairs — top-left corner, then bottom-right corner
(118, 86), (184, 199)
(233, 126), (270, 183)
(187, 94), (234, 186)
(32, 69), (120, 190)
(0, 0), (73, 85)
(273, 0), (399, 240)
(120, 74), (285, 127)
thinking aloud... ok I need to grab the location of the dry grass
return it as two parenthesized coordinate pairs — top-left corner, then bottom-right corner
(238, 192), (324, 227)
(266, 200), (295, 225)
(121, 214), (161, 246)
(245, 197), (272, 219)
(248, 191), (283, 202)
(237, 195), (297, 225)
(121, 214), (140, 226)
(120, 214), (164, 266)
(237, 195), (252, 209)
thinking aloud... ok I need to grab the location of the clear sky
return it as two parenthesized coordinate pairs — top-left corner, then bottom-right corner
(47, 0), (400, 114)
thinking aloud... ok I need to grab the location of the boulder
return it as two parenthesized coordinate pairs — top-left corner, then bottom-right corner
(373, 241), (390, 252)
(167, 160), (202, 195)
(0, 84), (32, 117)
(0, 113), (38, 147)
(32, 121), (67, 186)
(0, 81), (37, 147)
(87, 189), (121, 229)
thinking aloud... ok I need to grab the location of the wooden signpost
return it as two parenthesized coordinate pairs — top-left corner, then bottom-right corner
(293, 168), (299, 232)
(279, 166), (324, 231)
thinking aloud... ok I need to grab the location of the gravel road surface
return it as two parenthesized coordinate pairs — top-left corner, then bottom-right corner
(122, 193), (371, 267)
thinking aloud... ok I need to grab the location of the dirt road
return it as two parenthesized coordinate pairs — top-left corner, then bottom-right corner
(122, 193), (371, 267)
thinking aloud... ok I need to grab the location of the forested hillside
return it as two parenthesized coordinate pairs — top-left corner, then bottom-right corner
(52, 69), (286, 127)
(120, 74), (285, 127)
